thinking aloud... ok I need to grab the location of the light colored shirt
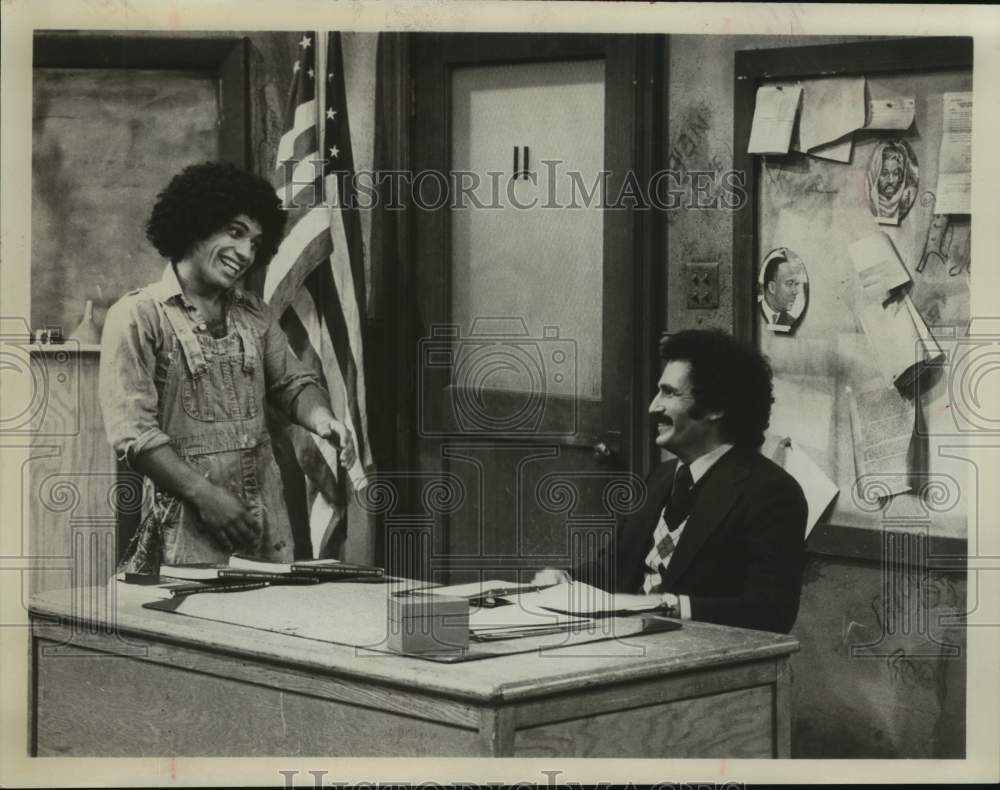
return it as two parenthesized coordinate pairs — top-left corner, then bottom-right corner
(641, 443), (735, 618)
(99, 263), (321, 465)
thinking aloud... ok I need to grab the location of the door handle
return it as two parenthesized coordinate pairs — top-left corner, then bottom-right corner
(593, 431), (622, 467)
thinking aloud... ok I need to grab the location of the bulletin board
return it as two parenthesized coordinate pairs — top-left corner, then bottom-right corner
(733, 38), (972, 549)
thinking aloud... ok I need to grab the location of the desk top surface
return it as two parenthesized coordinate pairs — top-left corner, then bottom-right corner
(30, 584), (797, 704)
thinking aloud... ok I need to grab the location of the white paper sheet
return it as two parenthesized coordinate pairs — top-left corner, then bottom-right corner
(748, 85), (802, 155)
(514, 581), (663, 617)
(857, 295), (944, 389)
(797, 76), (866, 152)
(848, 232), (912, 305)
(935, 91), (972, 215)
(864, 97), (916, 130)
(846, 383), (913, 497)
(770, 377), (835, 453)
(767, 438), (838, 537)
(806, 135), (853, 163)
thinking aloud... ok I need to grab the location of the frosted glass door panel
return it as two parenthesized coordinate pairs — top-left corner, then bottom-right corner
(450, 60), (605, 400)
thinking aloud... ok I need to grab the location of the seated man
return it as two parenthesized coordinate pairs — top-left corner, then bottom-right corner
(536, 329), (807, 633)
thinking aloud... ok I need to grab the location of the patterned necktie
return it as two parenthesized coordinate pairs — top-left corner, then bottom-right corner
(645, 464), (695, 593)
(663, 463), (694, 532)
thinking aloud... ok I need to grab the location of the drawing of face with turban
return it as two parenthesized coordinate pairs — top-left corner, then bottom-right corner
(867, 139), (919, 225)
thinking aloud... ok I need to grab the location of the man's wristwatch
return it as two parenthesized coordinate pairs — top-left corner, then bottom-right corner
(659, 592), (680, 618)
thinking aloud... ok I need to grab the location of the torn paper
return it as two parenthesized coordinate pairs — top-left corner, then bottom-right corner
(935, 91), (972, 215)
(797, 76), (866, 152)
(748, 85), (802, 155)
(807, 135), (853, 163)
(847, 383), (914, 498)
(849, 232), (912, 305)
(864, 97), (916, 130)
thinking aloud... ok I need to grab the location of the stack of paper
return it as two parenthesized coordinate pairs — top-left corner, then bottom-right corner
(465, 582), (667, 640)
(516, 581), (665, 617)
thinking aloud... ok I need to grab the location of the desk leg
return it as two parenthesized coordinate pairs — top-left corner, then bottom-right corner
(27, 625), (38, 757)
(479, 707), (515, 756)
(773, 658), (791, 758)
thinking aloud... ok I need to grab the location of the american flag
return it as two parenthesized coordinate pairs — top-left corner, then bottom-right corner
(265, 31), (372, 558)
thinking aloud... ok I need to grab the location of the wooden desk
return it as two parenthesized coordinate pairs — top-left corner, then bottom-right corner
(29, 585), (798, 757)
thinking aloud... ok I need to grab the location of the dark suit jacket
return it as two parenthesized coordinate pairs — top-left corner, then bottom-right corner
(573, 446), (808, 633)
(775, 309), (794, 327)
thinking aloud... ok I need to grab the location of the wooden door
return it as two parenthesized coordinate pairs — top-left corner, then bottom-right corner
(394, 34), (664, 584)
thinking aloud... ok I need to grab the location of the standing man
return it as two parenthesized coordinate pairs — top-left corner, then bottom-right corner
(536, 329), (807, 633)
(100, 162), (354, 571)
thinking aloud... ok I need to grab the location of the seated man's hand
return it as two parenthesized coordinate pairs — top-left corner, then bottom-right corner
(191, 484), (261, 553)
(532, 567), (573, 586)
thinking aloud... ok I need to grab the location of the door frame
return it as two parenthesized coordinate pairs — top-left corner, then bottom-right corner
(371, 33), (668, 563)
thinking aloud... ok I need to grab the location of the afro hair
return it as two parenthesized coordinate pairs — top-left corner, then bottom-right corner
(145, 162), (286, 264)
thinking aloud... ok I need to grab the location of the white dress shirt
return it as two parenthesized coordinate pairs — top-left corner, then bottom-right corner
(641, 443), (735, 618)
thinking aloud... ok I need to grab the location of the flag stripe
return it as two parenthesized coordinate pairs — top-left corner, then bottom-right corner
(303, 261), (365, 457)
(276, 99), (318, 164)
(264, 207), (333, 311)
(279, 152), (325, 207)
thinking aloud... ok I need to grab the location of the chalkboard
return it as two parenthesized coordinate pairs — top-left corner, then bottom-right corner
(733, 39), (973, 544)
(31, 67), (220, 334)
(30, 34), (250, 337)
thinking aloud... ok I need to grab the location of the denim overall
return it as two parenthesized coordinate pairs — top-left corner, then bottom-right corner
(121, 295), (295, 569)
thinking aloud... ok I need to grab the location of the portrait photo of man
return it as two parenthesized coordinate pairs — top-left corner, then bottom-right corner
(866, 138), (919, 225)
(757, 247), (808, 334)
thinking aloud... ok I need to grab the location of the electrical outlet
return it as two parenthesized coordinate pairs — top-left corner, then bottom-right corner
(685, 261), (720, 309)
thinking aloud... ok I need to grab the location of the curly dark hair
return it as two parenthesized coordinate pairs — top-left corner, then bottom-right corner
(145, 162), (286, 264)
(659, 329), (774, 449)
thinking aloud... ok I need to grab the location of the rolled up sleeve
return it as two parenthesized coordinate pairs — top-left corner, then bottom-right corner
(256, 301), (324, 415)
(98, 297), (172, 466)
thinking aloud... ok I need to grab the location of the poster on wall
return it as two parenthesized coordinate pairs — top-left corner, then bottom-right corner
(866, 139), (919, 225)
(757, 246), (809, 333)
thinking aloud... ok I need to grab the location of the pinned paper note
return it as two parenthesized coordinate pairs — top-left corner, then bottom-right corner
(765, 436), (838, 538)
(748, 85), (802, 155)
(848, 232), (912, 305)
(797, 76), (866, 153)
(864, 97), (916, 130)
(934, 92), (972, 215)
(846, 383), (914, 498)
(806, 136), (853, 163)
